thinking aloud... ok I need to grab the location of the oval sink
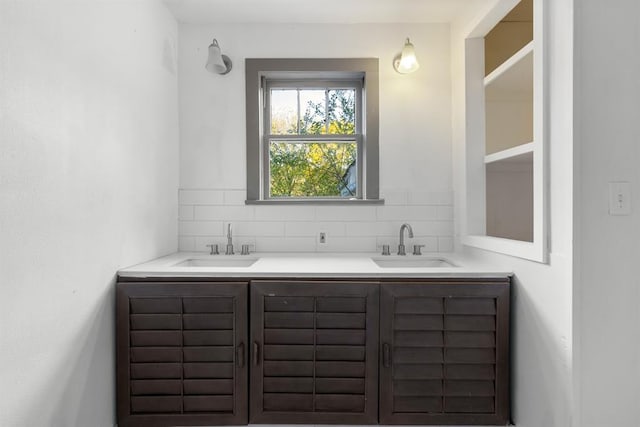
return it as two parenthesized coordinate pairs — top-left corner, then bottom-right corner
(372, 257), (456, 268)
(174, 258), (258, 268)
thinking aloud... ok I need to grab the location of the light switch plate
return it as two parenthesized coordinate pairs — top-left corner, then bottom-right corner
(609, 182), (632, 215)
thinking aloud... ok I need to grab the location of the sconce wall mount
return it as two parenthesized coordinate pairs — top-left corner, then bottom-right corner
(393, 37), (420, 74)
(206, 38), (232, 75)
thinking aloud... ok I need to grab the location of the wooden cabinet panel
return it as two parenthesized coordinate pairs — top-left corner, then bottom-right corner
(117, 276), (510, 426)
(379, 280), (510, 425)
(249, 281), (379, 425)
(116, 282), (248, 427)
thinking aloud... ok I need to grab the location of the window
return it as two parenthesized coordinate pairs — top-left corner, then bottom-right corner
(266, 80), (361, 198)
(245, 59), (380, 203)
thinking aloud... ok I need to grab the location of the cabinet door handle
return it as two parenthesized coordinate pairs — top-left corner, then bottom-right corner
(253, 342), (260, 366)
(383, 343), (391, 368)
(236, 342), (245, 368)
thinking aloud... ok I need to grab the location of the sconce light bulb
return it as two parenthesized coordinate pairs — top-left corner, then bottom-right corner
(206, 38), (232, 75)
(394, 37), (420, 74)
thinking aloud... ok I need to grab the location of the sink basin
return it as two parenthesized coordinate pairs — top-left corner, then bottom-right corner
(372, 257), (456, 268)
(174, 258), (258, 268)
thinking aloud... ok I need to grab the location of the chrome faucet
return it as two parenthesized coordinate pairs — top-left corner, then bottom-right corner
(398, 223), (414, 255)
(225, 223), (234, 255)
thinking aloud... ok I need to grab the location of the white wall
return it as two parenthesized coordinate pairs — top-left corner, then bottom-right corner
(177, 23), (456, 253)
(0, 1), (179, 425)
(451, 0), (574, 425)
(574, 1), (640, 425)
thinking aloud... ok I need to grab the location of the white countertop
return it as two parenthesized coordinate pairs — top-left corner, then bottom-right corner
(118, 252), (512, 279)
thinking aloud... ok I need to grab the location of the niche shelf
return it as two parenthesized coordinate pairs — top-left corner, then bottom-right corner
(484, 0), (533, 76)
(483, 0), (535, 244)
(485, 42), (534, 156)
(485, 141), (534, 164)
(462, 0), (545, 260)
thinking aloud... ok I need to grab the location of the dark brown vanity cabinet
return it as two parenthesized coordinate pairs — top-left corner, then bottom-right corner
(379, 280), (510, 425)
(116, 282), (248, 427)
(249, 281), (380, 424)
(117, 277), (510, 426)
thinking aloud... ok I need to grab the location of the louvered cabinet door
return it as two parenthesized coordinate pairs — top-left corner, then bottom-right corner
(250, 281), (379, 424)
(116, 282), (248, 427)
(379, 280), (510, 425)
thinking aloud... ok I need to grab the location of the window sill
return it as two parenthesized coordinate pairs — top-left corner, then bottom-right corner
(245, 199), (385, 205)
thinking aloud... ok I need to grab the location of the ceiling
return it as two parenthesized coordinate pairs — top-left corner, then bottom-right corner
(164, 0), (491, 24)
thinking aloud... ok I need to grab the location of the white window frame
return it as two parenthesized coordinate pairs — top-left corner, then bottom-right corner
(263, 79), (363, 200)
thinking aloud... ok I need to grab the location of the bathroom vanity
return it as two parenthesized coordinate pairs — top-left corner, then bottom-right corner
(116, 253), (511, 427)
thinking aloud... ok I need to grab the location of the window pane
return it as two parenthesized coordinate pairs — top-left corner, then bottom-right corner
(270, 89), (298, 134)
(299, 90), (326, 135)
(327, 89), (356, 134)
(269, 141), (357, 197)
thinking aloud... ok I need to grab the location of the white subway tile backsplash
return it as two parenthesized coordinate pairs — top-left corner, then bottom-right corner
(178, 236), (195, 251)
(376, 205), (438, 221)
(436, 205), (454, 220)
(285, 222), (346, 237)
(233, 221), (285, 237)
(416, 237), (439, 253)
(316, 206), (377, 221)
(417, 221), (454, 236)
(378, 222), (403, 236)
(409, 191), (453, 206)
(438, 236), (454, 252)
(255, 206), (316, 221)
(346, 221), (382, 237)
(194, 236), (223, 252)
(179, 221), (224, 236)
(178, 205), (194, 221)
(283, 222), (315, 237)
(255, 237), (316, 252)
(233, 237), (257, 252)
(317, 237), (377, 252)
(380, 190), (408, 205)
(179, 189), (224, 205)
(194, 205), (255, 221)
(223, 190), (247, 205)
(317, 222), (347, 237)
(178, 188), (454, 253)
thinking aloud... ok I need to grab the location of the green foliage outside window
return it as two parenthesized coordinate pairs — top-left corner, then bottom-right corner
(269, 89), (357, 198)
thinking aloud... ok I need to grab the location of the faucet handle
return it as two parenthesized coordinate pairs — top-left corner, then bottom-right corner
(240, 244), (254, 256)
(412, 244), (425, 256)
(206, 244), (219, 255)
(378, 244), (391, 256)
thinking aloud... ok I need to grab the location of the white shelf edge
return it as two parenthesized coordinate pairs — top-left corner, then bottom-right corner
(484, 142), (534, 164)
(463, 234), (547, 264)
(484, 40), (534, 87)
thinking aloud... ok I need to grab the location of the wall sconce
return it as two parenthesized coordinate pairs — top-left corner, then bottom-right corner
(393, 38), (420, 74)
(205, 38), (232, 75)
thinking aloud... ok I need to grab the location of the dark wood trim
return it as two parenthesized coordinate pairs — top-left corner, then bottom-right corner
(116, 283), (131, 424)
(495, 284), (511, 425)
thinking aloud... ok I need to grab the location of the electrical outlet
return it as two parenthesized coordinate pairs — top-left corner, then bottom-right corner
(609, 182), (632, 215)
(319, 232), (327, 244)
